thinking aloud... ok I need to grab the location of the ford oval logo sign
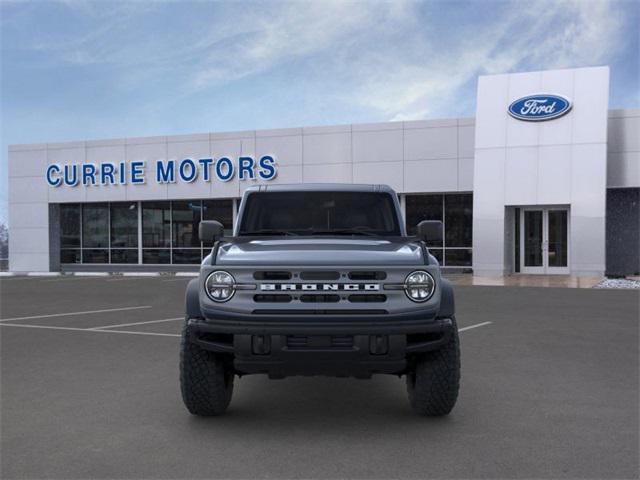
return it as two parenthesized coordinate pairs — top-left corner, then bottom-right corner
(508, 94), (572, 121)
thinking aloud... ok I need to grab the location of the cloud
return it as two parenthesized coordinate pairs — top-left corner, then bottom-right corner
(189, 1), (414, 91)
(350, 0), (626, 121)
(3, 0), (632, 122)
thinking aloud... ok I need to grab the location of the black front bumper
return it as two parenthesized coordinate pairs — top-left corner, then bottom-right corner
(187, 316), (453, 378)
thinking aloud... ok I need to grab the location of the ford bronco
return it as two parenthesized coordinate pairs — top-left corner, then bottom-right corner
(181, 184), (460, 416)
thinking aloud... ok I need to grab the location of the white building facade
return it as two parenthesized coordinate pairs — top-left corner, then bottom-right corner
(8, 66), (640, 276)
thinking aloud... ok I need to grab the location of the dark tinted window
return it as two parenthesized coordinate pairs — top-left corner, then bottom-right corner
(110, 203), (138, 248)
(405, 193), (473, 267)
(142, 202), (170, 248)
(445, 249), (472, 266)
(239, 192), (400, 236)
(82, 204), (109, 248)
(405, 194), (443, 246)
(444, 194), (472, 247)
(60, 204), (80, 248)
(203, 199), (234, 240)
(172, 201), (201, 248)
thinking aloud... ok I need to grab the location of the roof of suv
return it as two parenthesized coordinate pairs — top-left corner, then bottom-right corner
(245, 183), (396, 193)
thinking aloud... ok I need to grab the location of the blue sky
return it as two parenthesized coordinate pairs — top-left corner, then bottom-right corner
(1, 0), (638, 225)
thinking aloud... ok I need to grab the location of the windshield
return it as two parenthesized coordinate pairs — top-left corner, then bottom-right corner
(238, 191), (401, 236)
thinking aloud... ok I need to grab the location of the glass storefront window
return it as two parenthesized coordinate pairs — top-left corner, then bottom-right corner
(60, 249), (81, 264)
(60, 204), (81, 248)
(172, 249), (202, 264)
(142, 249), (170, 264)
(445, 249), (472, 267)
(405, 194), (443, 247)
(172, 201), (201, 248)
(82, 204), (109, 248)
(142, 202), (171, 248)
(111, 203), (138, 248)
(82, 249), (109, 264)
(203, 199), (234, 242)
(111, 249), (138, 264)
(405, 193), (473, 267)
(444, 194), (473, 248)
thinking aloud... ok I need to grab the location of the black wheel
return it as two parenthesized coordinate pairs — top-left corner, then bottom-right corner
(406, 316), (460, 416)
(180, 321), (234, 416)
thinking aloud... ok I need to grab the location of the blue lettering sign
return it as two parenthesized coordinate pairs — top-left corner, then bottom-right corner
(130, 161), (145, 184)
(258, 156), (276, 180)
(215, 157), (234, 182)
(198, 158), (213, 182)
(46, 164), (61, 187)
(64, 164), (78, 186)
(101, 163), (116, 185)
(46, 155), (277, 187)
(156, 160), (175, 183)
(238, 157), (255, 180)
(179, 159), (197, 183)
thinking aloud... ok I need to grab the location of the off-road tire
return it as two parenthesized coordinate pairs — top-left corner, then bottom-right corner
(180, 321), (234, 416)
(406, 316), (460, 416)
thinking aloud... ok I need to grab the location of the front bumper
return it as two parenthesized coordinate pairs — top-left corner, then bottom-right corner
(187, 316), (453, 378)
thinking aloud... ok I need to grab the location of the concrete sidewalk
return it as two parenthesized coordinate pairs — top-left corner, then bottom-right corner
(446, 274), (602, 288)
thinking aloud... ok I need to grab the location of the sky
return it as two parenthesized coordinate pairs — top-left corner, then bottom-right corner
(1, 0), (638, 225)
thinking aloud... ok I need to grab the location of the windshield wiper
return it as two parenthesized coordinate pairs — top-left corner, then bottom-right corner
(240, 229), (299, 236)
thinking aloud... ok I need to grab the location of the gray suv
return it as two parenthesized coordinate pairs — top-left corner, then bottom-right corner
(181, 184), (460, 416)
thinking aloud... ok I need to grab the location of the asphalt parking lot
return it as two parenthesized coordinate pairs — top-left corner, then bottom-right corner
(0, 276), (638, 479)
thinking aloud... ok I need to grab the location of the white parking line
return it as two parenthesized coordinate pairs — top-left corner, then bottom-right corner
(90, 317), (183, 330)
(0, 317), (493, 339)
(458, 321), (492, 332)
(0, 306), (152, 323)
(0, 323), (179, 337)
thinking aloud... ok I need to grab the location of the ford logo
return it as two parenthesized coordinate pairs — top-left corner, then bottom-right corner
(508, 94), (572, 121)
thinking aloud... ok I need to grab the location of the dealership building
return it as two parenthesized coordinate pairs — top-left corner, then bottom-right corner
(7, 66), (640, 276)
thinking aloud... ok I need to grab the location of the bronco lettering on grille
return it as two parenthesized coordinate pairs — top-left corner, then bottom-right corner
(260, 283), (380, 291)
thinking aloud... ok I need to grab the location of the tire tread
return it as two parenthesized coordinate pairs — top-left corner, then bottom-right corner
(407, 316), (460, 416)
(180, 321), (233, 416)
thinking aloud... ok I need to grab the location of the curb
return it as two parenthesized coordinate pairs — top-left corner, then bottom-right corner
(2, 271), (199, 278)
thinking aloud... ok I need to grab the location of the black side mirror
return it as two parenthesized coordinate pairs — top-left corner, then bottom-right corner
(199, 220), (224, 242)
(417, 220), (443, 244)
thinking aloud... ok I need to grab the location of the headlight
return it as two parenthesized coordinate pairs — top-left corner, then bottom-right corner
(404, 270), (435, 302)
(205, 270), (236, 302)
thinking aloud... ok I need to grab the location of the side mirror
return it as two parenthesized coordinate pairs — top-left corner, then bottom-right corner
(417, 220), (443, 244)
(199, 220), (224, 242)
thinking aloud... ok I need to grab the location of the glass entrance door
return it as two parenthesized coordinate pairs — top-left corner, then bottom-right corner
(519, 208), (569, 274)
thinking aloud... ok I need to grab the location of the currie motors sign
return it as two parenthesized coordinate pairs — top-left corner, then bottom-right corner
(46, 155), (277, 187)
(508, 94), (572, 121)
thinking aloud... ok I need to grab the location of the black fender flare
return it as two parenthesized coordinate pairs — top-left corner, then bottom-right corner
(185, 278), (203, 319)
(437, 277), (455, 319)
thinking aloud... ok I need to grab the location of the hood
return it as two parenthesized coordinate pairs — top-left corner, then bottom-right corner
(215, 237), (424, 266)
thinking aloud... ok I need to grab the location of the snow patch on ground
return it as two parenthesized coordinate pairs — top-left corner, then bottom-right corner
(593, 278), (640, 289)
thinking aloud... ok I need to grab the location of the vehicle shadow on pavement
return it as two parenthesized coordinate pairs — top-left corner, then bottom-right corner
(184, 375), (455, 427)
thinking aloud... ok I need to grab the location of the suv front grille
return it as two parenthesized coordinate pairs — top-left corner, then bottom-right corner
(300, 294), (340, 303)
(299, 271), (340, 280)
(242, 268), (403, 312)
(286, 335), (354, 349)
(254, 294), (292, 303)
(347, 294), (387, 303)
(348, 271), (387, 280)
(253, 271), (292, 280)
